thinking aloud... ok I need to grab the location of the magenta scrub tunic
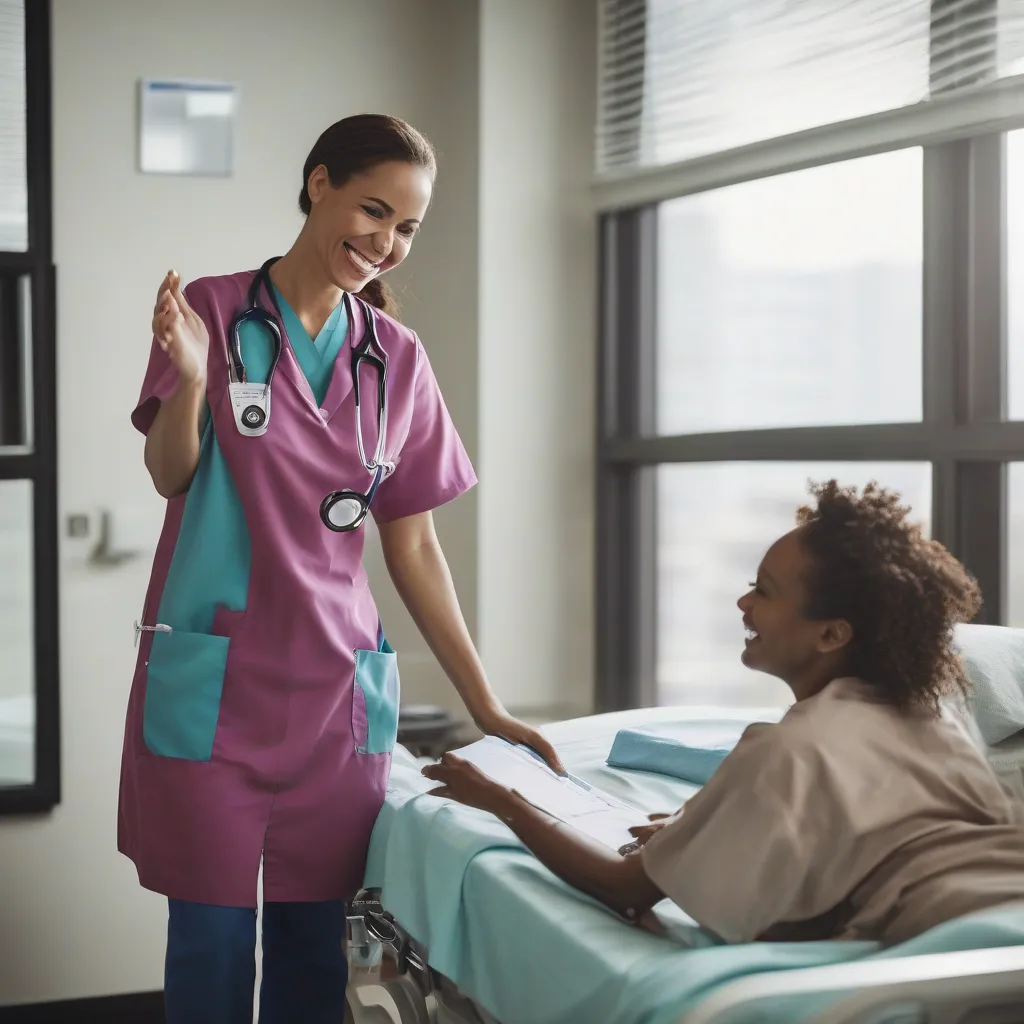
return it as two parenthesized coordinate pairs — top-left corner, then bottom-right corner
(117, 271), (477, 907)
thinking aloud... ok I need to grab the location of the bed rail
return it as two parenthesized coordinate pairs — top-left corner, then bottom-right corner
(680, 946), (1024, 1024)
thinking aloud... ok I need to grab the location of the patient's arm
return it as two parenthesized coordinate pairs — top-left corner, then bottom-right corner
(493, 795), (665, 921)
(422, 754), (665, 921)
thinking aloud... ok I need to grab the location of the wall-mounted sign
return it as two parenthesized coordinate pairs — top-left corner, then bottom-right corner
(138, 79), (237, 177)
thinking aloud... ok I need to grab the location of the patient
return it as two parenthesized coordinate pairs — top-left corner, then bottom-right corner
(423, 480), (1024, 945)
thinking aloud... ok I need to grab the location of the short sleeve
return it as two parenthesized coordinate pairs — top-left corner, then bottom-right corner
(639, 734), (824, 943)
(371, 336), (477, 524)
(131, 335), (180, 436)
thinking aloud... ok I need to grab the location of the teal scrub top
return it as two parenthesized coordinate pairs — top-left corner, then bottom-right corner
(154, 291), (348, 638)
(268, 285), (348, 406)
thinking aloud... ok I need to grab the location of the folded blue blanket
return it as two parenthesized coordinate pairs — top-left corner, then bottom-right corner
(606, 720), (753, 785)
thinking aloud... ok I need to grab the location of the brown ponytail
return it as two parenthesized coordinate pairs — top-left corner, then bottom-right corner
(357, 277), (401, 321)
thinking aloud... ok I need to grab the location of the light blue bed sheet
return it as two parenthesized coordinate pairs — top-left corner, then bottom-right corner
(364, 707), (1024, 1024)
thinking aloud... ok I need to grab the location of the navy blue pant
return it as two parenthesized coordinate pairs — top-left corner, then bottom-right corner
(164, 898), (348, 1024)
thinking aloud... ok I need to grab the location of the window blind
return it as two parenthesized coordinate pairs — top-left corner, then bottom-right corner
(0, 0), (26, 251)
(597, 0), (1024, 175)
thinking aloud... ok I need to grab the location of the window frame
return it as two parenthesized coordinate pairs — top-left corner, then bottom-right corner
(0, 0), (59, 813)
(595, 128), (1024, 711)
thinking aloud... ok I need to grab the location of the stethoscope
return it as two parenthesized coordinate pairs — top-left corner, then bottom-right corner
(228, 257), (390, 533)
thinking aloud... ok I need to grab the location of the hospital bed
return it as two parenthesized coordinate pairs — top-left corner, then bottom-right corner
(345, 703), (1024, 1024)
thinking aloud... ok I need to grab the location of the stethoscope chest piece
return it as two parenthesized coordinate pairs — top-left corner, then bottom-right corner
(320, 463), (385, 533)
(229, 382), (272, 437)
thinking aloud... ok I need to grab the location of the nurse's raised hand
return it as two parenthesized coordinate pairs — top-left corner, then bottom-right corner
(152, 270), (209, 385)
(144, 270), (209, 498)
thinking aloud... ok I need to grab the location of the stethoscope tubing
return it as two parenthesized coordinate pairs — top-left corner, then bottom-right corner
(229, 258), (390, 475)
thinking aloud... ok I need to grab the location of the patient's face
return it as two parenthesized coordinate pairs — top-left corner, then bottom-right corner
(736, 529), (844, 694)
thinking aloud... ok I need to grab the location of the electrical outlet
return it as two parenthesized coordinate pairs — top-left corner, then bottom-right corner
(66, 513), (90, 539)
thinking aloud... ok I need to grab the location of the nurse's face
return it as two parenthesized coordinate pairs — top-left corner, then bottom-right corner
(736, 528), (852, 699)
(305, 160), (433, 292)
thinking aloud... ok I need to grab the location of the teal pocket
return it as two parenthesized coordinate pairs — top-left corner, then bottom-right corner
(143, 629), (230, 761)
(352, 647), (400, 755)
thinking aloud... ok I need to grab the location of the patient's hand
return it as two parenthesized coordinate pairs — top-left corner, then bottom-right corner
(422, 753), (507, 815)
(617, 814), (671, 856)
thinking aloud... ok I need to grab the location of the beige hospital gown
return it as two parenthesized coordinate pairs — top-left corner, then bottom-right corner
(640, 677), (1024, 945)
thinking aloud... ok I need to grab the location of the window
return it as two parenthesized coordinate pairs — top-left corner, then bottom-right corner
(636, 0), (931, 169)
(598, 0), (1024, 174)
(656, 150), (923, 436)
(0, 0), (27, 250)
(596, 1), (1024, 712)
(0, 0), (58, 812)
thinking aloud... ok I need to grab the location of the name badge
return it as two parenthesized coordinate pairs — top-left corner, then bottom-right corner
(229, 382), (271, 437)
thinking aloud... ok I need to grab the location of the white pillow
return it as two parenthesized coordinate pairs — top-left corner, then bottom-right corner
(954, 623), (1024, 746)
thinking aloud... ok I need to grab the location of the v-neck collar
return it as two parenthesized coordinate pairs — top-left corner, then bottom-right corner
(255, 275), (361, 425)
(271, 286), (346, 405)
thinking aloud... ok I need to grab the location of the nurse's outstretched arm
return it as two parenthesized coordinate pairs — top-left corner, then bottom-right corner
(378, 511), (565, 774)
(144, 271), (209, 498)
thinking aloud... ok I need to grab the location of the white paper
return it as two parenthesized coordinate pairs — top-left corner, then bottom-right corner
(449, 736), (641, 850)
(568, 808), (642, 851)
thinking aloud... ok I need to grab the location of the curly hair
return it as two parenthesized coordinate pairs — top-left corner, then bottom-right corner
(795, 480), (981, 712)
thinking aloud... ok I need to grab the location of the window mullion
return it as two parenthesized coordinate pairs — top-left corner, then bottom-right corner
(955, 463), (1006, 623)
(596, 208), (658, 711)
(925, 1), (1006, 621)
(965, 133), (1007, 423)
(24, 0), (53, 263)
(922, 143), (967, 429)
(959, 132), (1008, 622)
(923, 133), (1007, 620)
(923, 143), (966, 552)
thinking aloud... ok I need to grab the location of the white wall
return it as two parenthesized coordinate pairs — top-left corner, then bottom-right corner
(359, 2), (482, 718)
(0, 0), (479, 1005)
(478, 0), (598, 717)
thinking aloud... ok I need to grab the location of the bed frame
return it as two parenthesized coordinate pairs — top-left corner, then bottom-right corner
(345, 898), (1024, 1024)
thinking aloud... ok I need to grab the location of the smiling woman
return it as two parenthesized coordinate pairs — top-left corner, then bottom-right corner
(427, 479), (1024, 949)
(738, 480), (980, 708)
(291, 113), (436, 324)
(122, 113), (561, 1024)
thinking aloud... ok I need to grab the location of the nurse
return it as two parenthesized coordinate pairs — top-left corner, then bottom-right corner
(119, 113), (562, 1024)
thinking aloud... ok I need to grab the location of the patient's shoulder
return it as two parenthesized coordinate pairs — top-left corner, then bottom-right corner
(723, 717), (826, 791)
(734, 695), (838, 752)
(715, 681), (880, 782)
